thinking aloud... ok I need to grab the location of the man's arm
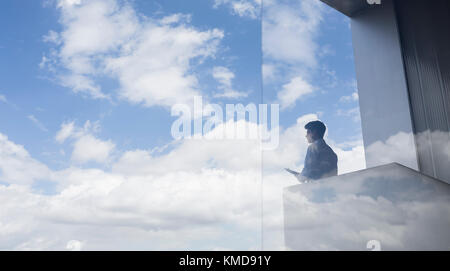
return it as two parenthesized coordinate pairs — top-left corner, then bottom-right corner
(301, 145), (327, 180)
(301, 146), (314, 178)
(302, 144), (338, 180)
(295, 174), (308, 183)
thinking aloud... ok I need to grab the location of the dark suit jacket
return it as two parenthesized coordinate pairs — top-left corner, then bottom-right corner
(301, 139), (338, 180)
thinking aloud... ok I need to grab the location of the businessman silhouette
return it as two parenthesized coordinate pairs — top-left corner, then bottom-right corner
(286, 121), (338, 183)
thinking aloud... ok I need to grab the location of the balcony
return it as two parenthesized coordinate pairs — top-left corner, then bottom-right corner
(283, 163), (450, 250)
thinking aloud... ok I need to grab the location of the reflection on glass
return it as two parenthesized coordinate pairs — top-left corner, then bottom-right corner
(284, 163), (450, 250)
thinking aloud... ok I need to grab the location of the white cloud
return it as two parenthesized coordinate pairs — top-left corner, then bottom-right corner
(39, 56), (49, 69)
(213, 66), (234, 89)
(66, 240), (84, 251)
(55, 120), (115, 165)
(277, 76), (314, 110)
(415, 131), (450, 163)
(159, 13), (192, 25)
(0, 132), (261, 249)
(212, 66), (247, 99)
(365, 130), (450, 175)
(0, 94), (7, 103)
(365, 132), (418, 170)
(59, 74), (107, 99)
(104, 22), (223, 107)
(55, 121), (76, 144)
(318, 44), (335, 58)
(113, 120), (262, 176)
(0, 133), (51, 185)
(57, 0), (82, 8)
(0, 114), (368, 250)
(334, 144), (366, 175)
(42, 30), (61, 44)
(27, 115), (49, 132)
(71, 134), (115, 164)
(213, 0), (261, 19)
(44, 0), (224, 107)
(262, 64), (276, 81)
(340, 92), (359, 102)
(262, 0), (324, 109)
(263, 0), (323, 67)
(337, 107), (361, 122)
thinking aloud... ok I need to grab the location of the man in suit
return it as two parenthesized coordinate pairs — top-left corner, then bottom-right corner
(286, 120), (338, 183)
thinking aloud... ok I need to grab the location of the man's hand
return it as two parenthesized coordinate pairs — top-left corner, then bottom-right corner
(295, 174), (308, 184)
(285, 168), (308, 184)
(285, 168), (300, 175)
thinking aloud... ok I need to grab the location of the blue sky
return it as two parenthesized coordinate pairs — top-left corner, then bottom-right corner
(0, 0), (261, 171)
(261, 0), (365, 248)
(262, 0), (361, 146)
(0, 0), (365, 250)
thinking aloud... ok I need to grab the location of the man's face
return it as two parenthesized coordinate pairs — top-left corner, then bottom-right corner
(306, 129), (314, 143)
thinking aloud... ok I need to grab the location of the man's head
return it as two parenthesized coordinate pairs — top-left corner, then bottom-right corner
(305, 120), (326, 143)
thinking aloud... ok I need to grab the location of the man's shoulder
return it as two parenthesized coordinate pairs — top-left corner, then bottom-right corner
(319, 139), (332, 149)
(315, 139), (329, 150)
(318, 140), (337, 156)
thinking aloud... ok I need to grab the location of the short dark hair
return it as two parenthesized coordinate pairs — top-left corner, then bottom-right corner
(304, 120), (326, 139)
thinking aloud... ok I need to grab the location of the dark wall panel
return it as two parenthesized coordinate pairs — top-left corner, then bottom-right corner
(395, 0), (450, 182)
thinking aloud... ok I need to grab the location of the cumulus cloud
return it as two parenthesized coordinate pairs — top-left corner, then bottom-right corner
(261, 5), (365, 240)
(0, 119), (266, 249)
(339, 80), (359, 103)
(262, 64), (276, 81)
(55, 121), (75, 143)
(212, 66), (248, 99)
(262, 0), (324, 109)
(114, 120), (262, 176)
(2, 0), (372, 251)
(365, 131), (418, 170)
(277, 76), (314, 110)
(42, 30), (61, 45)
(339, 92), (359, 103)
(43, 0), (224, 107)
(213, 0), (261, 19)
(0, 110), (369, 250)
(0, 133), (51, 185)
(71, 134), (115, 164)
(263, 0), (323, 67)
(416, 131), (450, 163)
(57, 0), (82, 8)
(0, 127), (262, 249)
(55, 120), (115, 165)
(366, 130), (450, 183)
